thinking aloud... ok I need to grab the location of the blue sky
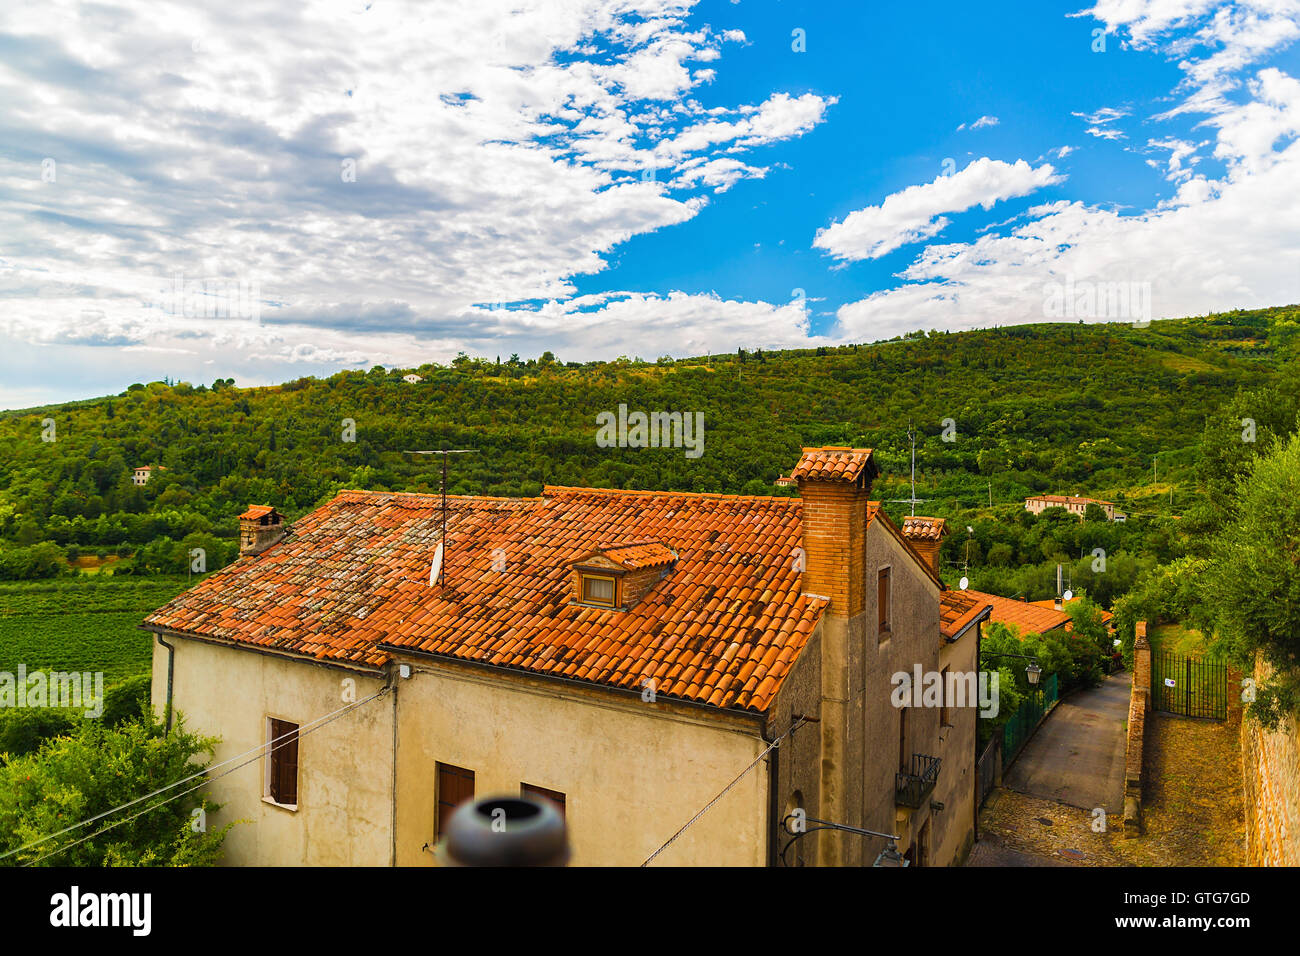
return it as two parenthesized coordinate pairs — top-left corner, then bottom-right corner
(1, 0), (1298, 407)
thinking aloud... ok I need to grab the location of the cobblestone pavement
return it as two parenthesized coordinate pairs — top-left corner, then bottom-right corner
(967, 710), (1246, 867)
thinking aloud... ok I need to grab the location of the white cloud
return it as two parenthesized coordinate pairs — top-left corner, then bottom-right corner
(812, 158), (1065, 262)
(0, 0), (833, 393)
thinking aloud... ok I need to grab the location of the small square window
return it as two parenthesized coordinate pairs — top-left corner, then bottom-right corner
(581, 574), (616, 606)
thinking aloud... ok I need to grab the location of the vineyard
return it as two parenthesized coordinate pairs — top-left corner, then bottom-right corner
(0, 576), (194, 684)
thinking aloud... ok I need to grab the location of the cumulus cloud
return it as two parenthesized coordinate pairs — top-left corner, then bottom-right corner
(832, 5), (1300, 342)
(0, 0), (833, 391)
(812, 159), (1065, 262)
(957, 115), (1000, 131)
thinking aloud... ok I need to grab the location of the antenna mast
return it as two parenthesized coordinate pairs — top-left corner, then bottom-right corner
(405, 447), (478, 587)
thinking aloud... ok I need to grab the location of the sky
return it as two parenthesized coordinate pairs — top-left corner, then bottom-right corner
(1, 0), (1298, 409)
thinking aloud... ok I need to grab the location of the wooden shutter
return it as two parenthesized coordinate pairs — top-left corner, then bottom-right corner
(878, 568), (891, 635)
(521, 783), (566, 819)
(437, 763), (475, 838)
(269, 719), (299, 805)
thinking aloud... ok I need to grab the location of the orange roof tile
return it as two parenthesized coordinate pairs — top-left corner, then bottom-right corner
(788, 446), (877, 483)
(902, 516), (948, 541)
(573, 540), (678, 570)
(962, 589), (1072, 634)
(146, 488), (825, 713)
(940, 590), (992, 641)
(239, 504), (277, 520)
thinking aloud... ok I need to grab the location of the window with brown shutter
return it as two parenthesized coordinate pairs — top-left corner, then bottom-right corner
(436, 763), (475, 838)
(521, 783), (566, 818)
(267, 718), (299, 806)
(878, 567), (892, 641)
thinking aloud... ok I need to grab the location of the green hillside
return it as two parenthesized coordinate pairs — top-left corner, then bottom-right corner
(2, 305), (1298, 608)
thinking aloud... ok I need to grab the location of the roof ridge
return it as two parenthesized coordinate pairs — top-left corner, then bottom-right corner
(542, 484), (800, 503)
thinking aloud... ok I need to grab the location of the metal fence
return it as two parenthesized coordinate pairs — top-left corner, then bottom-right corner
(975, 736), (1000, 808)
(1002, 673), (1059, 764)
(1151, 653), (1228, 719)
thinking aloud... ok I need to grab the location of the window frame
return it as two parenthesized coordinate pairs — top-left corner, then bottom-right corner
(579, 572), (618, 608)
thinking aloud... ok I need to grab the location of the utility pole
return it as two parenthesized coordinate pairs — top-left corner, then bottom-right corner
(404, 447), (478, 587)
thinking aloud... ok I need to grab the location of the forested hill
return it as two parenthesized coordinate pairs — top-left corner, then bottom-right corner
(1, 306), (1298, 595)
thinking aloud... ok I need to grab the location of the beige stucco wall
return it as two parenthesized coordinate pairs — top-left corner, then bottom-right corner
(150, 635), (393, 866)
(392, 657), (769, 867)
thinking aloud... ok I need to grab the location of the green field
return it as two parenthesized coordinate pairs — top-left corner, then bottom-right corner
(0, 577), (192, 683)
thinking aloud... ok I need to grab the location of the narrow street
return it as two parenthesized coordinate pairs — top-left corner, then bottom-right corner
(1003, 672), (1129, 816)
(968, 671), (1246, 867)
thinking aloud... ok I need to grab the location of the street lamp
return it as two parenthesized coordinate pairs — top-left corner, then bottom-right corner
(982, 651), (1043, 689)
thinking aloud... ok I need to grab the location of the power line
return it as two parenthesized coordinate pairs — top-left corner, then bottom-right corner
(640, 716), (807, 867)
(7, 688), (389, 865)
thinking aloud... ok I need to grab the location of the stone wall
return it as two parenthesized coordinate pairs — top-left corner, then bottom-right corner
(1241, 654), (1300, 866)
(1122, 623), (1150, 837)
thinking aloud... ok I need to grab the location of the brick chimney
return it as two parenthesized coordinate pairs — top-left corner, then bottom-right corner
(900, 516), (948, 579)
(785, 446), (878, 866)
(239, 505), (286, 557)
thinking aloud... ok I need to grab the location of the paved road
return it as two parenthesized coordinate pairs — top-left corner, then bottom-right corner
(1002, 671), (1130, 816)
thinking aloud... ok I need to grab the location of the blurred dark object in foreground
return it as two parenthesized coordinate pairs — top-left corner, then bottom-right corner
(441, 795), (570, 866)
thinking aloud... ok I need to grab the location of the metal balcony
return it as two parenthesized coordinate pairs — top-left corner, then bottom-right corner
(895, 753), (941, 809)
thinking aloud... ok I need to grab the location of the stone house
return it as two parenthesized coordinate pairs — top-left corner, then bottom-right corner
(145, 447), (991, 866)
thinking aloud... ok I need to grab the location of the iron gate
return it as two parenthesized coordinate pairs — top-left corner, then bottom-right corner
(1151, 653), (1228, 719)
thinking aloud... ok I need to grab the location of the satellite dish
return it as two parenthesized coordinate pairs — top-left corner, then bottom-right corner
(959, 576), (969, 590)
(429, 542), (444, 586)
(1063, 589), (1074, 601)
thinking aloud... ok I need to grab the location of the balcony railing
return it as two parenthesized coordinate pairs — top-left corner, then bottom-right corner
(895, 753), (941, 809)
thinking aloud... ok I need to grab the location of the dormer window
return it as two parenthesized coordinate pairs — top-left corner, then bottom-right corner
(569, 541), (677, 610)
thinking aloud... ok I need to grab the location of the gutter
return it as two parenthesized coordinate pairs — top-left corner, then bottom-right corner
(380, 642), (769, 733)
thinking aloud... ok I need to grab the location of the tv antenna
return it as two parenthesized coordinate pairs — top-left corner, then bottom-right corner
(886, 422), (927, 516)
(404, 448), (478, 587)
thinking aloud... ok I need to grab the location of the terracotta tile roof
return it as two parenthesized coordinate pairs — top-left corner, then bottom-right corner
(787, 446), (877, 483)
(962, 589), (1072, 634)
(902, 516), (948, 541)
(239, 505), (277, 520)
(1030, 598), (1114, 626)
(940, 590), (992, 641)
(573, 540), (678, 570)
(146, 488), (825, 713)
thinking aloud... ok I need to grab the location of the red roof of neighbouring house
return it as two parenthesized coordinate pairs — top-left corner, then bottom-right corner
(239, 505), (277, 520)
(146, 488), (827, 713)
(961, 589), (1072, 634)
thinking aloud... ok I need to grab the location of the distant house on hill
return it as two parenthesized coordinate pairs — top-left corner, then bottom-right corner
(402, 373), (423, 384)
(1023, 494), (1124, 522)
(145, 446), (992, 867)
(133, 465), (166, 486)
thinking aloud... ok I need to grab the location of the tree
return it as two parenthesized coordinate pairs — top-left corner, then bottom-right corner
(0, 713), (233, 866)
(1198, 431), (1300, 729)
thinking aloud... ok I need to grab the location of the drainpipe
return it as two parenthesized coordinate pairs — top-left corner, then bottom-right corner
(763, 720), (780, 868)
(156, 634), (175, 735)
